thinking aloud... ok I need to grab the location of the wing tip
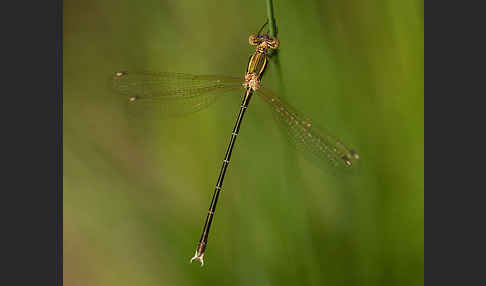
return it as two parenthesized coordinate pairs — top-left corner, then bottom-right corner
(114, 71), (128, 77)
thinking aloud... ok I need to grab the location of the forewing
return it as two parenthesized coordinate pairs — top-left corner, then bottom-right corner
(111, 71), (243, 118)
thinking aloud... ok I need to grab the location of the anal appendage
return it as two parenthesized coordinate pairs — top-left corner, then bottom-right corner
(190, 248), (205, 267)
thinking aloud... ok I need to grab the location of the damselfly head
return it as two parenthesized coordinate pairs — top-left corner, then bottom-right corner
(249, 33), (270, 44)
(249, 34), (279, 51)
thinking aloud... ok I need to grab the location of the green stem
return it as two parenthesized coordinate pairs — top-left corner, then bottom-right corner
(265, 0), (282, 90)
(265, 0), (283, 97)
(266, 0), (277, 38)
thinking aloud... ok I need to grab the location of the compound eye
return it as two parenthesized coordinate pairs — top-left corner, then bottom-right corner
(249, 34), (259, 46)
(269, 38), (280, 49)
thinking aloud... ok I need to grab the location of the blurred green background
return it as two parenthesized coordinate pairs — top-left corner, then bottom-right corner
(64, 0), (423, 285)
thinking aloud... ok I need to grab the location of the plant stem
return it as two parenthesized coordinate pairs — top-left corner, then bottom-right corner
(265, 0), (282, 89)
(266, 0), (277, 38)
(265, 0), (283, 97)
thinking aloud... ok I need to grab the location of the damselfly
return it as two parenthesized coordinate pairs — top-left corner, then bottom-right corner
(111, 24), (359, 266)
